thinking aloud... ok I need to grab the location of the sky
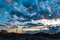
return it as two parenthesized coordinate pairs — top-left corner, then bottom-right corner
(0, 0), (60, 23)
(0, 0), (60, 34)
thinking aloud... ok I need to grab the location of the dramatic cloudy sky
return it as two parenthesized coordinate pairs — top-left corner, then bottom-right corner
(0, 0), (60, 23)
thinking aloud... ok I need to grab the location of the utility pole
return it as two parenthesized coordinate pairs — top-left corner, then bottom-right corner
(15, 25), (18, 40)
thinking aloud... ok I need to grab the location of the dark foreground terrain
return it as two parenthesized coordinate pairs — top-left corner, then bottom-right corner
(0, 31), (60, 40)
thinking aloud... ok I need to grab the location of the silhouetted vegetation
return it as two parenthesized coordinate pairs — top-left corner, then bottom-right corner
(0, 30), (60, 40)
